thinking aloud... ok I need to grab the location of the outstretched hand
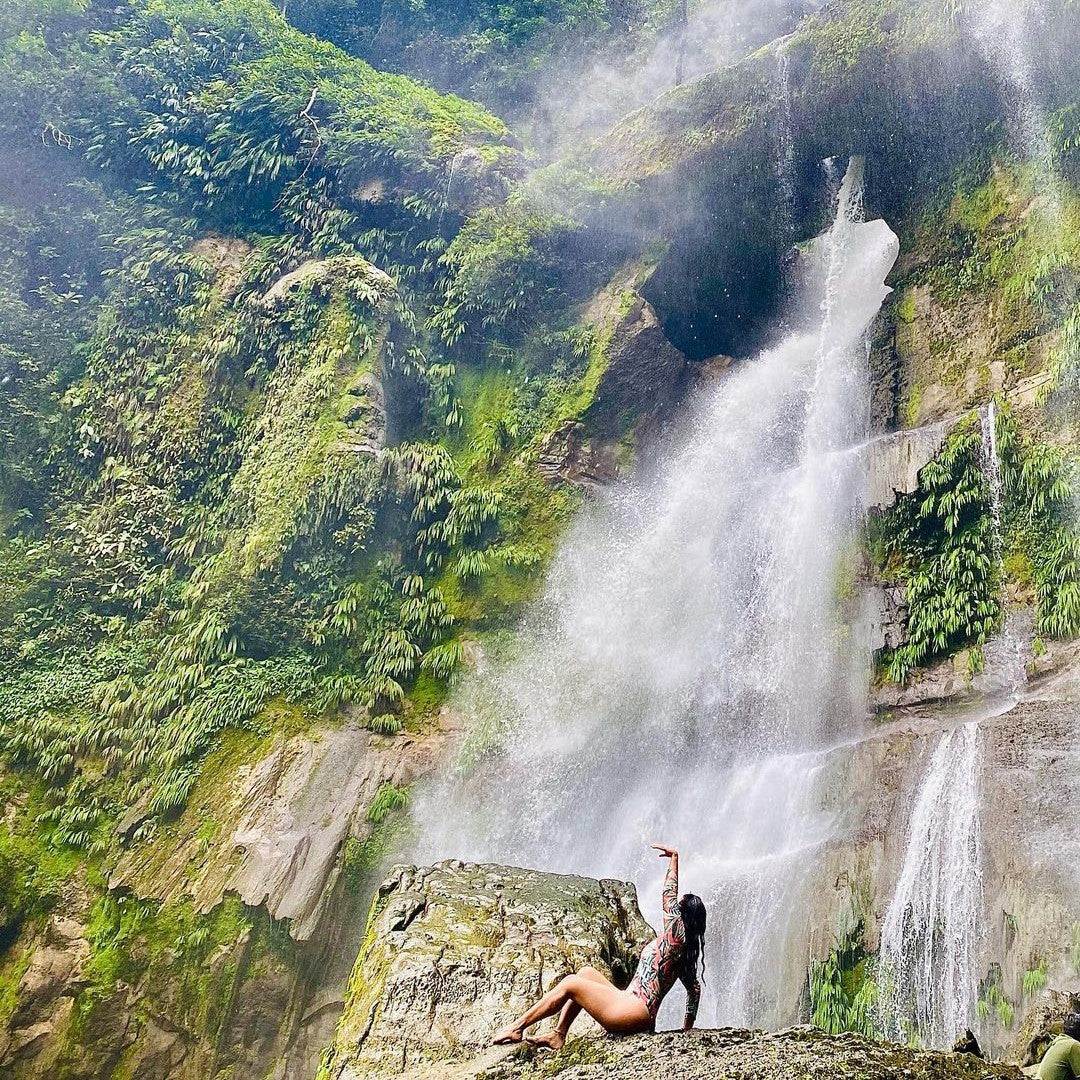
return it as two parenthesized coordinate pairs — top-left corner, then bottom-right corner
(650, 843), (678, 858)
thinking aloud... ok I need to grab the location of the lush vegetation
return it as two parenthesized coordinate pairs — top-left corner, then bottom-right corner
(996, 404), (1080, 639)
(871, 414), (999, 682)
(0, 5), (630, 1067)
(872, 403), (1080, 682)
(285, 0), (681, 127)
(0, 0), (614, 865)
(809, 925), (881, 1039)
(2, 0), (1080, 1072)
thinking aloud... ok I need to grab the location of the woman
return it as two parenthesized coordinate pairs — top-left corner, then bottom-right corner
(493, 844), (706, 1050)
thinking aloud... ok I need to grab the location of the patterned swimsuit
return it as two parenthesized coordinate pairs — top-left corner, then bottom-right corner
(626, 858), (702, 1025)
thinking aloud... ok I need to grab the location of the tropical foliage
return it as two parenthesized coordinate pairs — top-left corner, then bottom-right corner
(873, 401), (1080, 681)
(872, 414), (999, 682)
(0, 0), (560, 858)
(809, 926), (881, 1039)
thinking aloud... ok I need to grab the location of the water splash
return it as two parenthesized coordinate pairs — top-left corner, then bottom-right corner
(415, 159), (899, 1028)
(877, 722), (984, 1048)
(969, 0), (1064, 228)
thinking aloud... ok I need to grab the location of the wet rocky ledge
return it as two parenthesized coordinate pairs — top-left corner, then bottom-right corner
(480, 1027), (1023, 1080)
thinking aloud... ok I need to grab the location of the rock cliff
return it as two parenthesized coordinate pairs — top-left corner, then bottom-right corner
(3, 0), (1080, 1077)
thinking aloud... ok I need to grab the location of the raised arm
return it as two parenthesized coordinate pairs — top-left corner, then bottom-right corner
(650, 844), (679, 928)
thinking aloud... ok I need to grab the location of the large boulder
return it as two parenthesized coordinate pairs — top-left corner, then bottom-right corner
(584, 293), (687, 438)
(318, 861), (654, 1080)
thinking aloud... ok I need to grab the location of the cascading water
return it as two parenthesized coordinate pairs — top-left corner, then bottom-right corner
(774, 47), (798, 224)
(877, 401), (1025, 1048)
(877, 722), (984, 1049)
(416, 158), (899, 1028)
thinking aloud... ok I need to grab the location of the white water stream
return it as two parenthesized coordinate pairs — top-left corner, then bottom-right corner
(416, 159), (899, 1028)
(877, 720), (985, 1048)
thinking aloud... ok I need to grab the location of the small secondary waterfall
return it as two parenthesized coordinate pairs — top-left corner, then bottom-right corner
(416, 159), (899, 1028)
(877, 401), (1024, 1048)
(877, 722), (985, 1048)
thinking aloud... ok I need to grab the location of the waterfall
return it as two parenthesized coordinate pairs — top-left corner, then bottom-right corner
(877, 722), (984, 1049)
(415, 158), (899, 1028)
(877, 400), (1025, 1048)
(774, 47), (798, 225)
(981, 400), (1005, 598)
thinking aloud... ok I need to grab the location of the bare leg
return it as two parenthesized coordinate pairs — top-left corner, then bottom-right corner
(492, 970), (650, 1045)
(528, 967), (608, 1050)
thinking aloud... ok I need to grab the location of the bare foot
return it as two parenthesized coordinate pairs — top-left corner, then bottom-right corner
(492, 1027), (524, 1046)
(526, 1031), (566, 1051)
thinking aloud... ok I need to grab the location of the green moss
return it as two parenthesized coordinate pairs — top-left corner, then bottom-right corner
(73, 889), (293, 1058)
(0, 779), (83, 934)
(406, 671), (450, 728)
(912, 160), (1080, 345)
(1003, 549), (1035, 591)
(319, 890), (396, 1078)
(903, 382), (923, 429)
(341, 809), (411, 894)
(896, 287), (918, 325)
(0, 947), (32, 1031)
(539, 1038), (617, 1074)
(801, 0), (892, 81)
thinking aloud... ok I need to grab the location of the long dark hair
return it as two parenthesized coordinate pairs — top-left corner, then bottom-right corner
(679, 893), (707, 984)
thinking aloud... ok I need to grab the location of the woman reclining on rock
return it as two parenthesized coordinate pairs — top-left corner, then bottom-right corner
(493, 844), (706, 1049)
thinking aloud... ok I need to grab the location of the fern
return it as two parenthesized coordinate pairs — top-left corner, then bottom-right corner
(808, 927), (881, 1039)
(368, 714), (403, 736)
(1022, 959), (1048, 998)
(876, 413), (999, 682)
(366, 783), (409, 824)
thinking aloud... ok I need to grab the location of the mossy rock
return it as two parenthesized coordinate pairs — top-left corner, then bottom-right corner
(318, 861), (654, 1080)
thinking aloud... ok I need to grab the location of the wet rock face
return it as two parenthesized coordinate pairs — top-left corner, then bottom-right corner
(110, 722), (453, 941)
(538, 421), (621, 487)
(319, 861), (654, 1080)
(482, 1027), (1025, 1080)
(864, 420), (957, 511)
(586, 295), (687, 437)
(1006, 990), (1080, 1067)
(0, 916), (89, 1076)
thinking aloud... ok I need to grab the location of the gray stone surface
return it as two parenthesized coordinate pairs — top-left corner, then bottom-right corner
(110, 720), (456, 940)
(586, 294), (688, 437)
(864, 419), (957, 510)
(480, 1027), (1024, 1080)
(319, 861), (654, 1080)
(538, 421), (621, 487)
